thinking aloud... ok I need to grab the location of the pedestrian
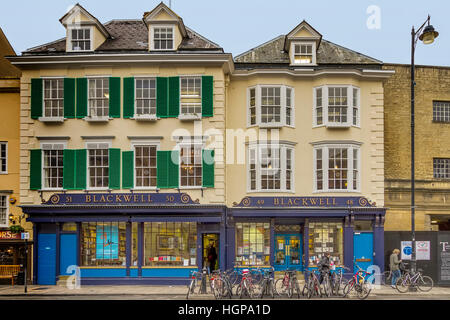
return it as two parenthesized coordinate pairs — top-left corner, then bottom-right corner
(207, 240), (218, 272)
(389, 249), (402, 288)
(318, 252), (331, 284)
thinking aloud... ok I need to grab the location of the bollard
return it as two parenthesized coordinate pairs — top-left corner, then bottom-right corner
(200, 266), (208, 294)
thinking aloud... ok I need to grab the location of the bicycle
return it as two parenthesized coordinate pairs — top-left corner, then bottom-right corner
(186, 270), (203, 299)
(303, 269), (323, 299)
(275, 268), (300, 298)
(257, 267), (276, 299)
(330, 266), (350, 296)
(342, 264), (372, 300)
(236, 269), (257, 299)
(395, 268), (433, 293)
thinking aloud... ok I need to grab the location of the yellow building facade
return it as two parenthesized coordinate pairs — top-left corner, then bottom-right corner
(9, 3), (393, 285)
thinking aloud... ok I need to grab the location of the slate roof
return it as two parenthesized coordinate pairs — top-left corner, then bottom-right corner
(24, 20), (223, 55)
(234, 35), (382, 67)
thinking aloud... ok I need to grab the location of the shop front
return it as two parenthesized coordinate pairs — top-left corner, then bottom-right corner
(0, 230), (32, 284)
(21, 193), (226, 285)
(227, 196), (386, 273)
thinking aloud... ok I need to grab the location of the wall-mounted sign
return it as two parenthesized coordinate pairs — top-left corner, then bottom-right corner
(0, 231), (21, 240)
(438, 234), (450, 284)
(401, 241), (430, 260)
(233, 196), (376, 208)
(44, 193), (199, 206)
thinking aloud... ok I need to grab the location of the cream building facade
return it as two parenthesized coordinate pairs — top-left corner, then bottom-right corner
(9, 3), (393, 285)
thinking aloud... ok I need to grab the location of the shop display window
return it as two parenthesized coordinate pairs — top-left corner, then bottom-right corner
(143, 222), (197, 267)
(308, 221), (343, 267)
(235, 222), (270, 266)
(81, 222), (127, 266)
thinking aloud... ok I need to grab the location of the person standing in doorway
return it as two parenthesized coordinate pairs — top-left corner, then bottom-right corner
(389, 249), (402, 288)
(207, 240), (218, 272)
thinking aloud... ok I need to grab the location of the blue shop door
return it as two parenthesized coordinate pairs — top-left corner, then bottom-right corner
(353, 232), (374, 274)
(274, 234), (303, 271)
(37, 233), (57, 285)
(60, 234), (77, 276)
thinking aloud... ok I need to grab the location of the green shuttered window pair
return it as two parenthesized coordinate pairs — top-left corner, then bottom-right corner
(30, 77), (120, 119)
(122, 76), (214, 119)
(76, 77), (121, 118)
(30, 78), (76, 119)
(30, 148), (121, 190)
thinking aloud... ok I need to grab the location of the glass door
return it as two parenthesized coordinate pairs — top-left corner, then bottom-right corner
(274, 234), (303, 271)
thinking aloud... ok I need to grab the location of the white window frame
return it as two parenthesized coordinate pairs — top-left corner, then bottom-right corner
(134, 77), (157, 120)
(86, 141), (112, 191)
(176, 140), (205, 190)
(0, 142), (7, 174)
(290, 41), (317, 66)
(40, 141), (67, 191)
(179, 76), (202, 120)
(67, 26), (93, 52)
(150, 25), (175, 51)
(39, 77), (65, 122)
(86, 76), (110, 121)
(247, 143), (295, 193)
(131, 140), (160, 190)
(313, 143), (361, 193)
(247, 85), (294, 128)
(313, 85), (360, 128)
(0, 194), (9, 227)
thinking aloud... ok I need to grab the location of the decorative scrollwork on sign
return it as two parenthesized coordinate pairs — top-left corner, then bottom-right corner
(180, 193), (190, 204)
(50, 194), (60, 205)
(358, 197), (369, 207)
(241, 197), (251, 207)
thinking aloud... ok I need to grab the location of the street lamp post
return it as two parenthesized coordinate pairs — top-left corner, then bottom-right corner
(410, 15), (438, 277)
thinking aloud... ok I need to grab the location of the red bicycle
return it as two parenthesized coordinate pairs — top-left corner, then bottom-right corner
(342, 264), (372, 299)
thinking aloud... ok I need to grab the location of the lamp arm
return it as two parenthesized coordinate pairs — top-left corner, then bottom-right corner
(412, 15), (431, 49)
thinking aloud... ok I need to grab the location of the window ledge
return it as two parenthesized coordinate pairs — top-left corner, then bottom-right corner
(259, 122), (284, 129)
(83, 116), (110, 122)
(38, 117), (65, 123)
(313, 190), (361, 194)
(131, 187), (158, 191)
(85, 188), (111, 192)
(178, 114), (202, 121)
(133, 115), (158, 122)
(179, 186), (205, 190)
(39, 188), (65, 192)
(248, 190), (294, 193)
(326, 123), (351, 129)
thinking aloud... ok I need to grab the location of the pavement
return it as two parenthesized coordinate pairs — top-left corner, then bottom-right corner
(0, 284), (449, 299)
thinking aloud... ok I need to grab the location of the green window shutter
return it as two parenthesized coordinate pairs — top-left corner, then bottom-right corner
(29, 149), (42, 190)
(63, 149), (76, 190)
(157, 150), (178, 188)
(122, 151), (134, 189)
(109, 148), (121, 189)
(168, 150), (179, 188)
(75, 149), (87, 190)
(123, 77), (135, 119)
(202, 75), (214, 117)
(76, 78), (87, 118)
(64, 78), (76, 118)
(156, 77), (168, 118)
(202, 149), (215, 188)
(31, 78), (43, 119)
(157, 151), (169, 188)
(168, 76), (180, 117)
(109, 77), (121, 118)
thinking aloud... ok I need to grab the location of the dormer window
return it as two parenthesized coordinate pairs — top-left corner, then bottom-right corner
(290, 42), (316, 65)
(151, 26), (174, 50)
(70, 28), (91, 51)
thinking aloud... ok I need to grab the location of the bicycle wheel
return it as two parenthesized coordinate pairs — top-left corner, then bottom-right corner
(322, 277), (331, 298)
(212, 280), (222, 299)
(287, 281), (293, 298)
(186, 279), (195, 299)
(356, 283), (371, 300)
(395, 276), (410, 293)
(269, 279), (275, 299)
(228, 271), (240, 287)
(417, 275), (433, 292)
(275, 278), (288, 297)
(293, 278), (301, 298)
(343, 279), (355, 298)
(245, 279), (256, 299)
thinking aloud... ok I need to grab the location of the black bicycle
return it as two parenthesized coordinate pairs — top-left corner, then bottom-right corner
(257, 267), (276, 298)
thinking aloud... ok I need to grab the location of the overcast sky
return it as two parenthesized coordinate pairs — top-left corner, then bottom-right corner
(1, 0), (448, 66)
